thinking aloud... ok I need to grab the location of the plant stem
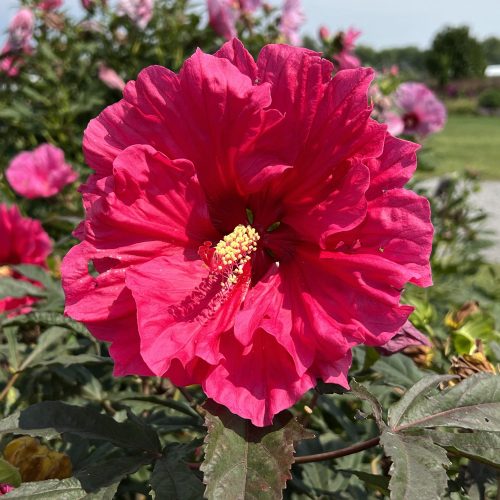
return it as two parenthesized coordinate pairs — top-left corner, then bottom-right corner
(0, 373), (20, 402)
(293, 436), (380, 464)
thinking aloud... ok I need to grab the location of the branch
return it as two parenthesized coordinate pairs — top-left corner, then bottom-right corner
(293, 436), (380, 464)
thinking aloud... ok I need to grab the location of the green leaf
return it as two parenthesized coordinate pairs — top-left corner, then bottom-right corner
(349, 379), (385, 430)
(150, 443), (204, 500)
(17, 327), (68, 371)
(338, 469), (390, 496)
(3, 478), (86, 499)
(0, 402), (161, 453)
(396, 373), (500, 431)
(0, 278), (46, 300)
(380, 431), (450, 500)
(373, 354), (425, 389)
(2, 312), (91, 337)
(12, 265), (53, 290)
(0, 458), (21, 487)
(116, 395), (201, 419)
(388, 374), (457, 428)
(76, 454), (153, 492)
(2, 478), (118, 499)
(426, 430), (500, 468)
(201, 400), (314, 500)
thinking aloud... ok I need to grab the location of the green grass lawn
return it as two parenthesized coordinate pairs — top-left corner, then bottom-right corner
(424, 114), (500, 180)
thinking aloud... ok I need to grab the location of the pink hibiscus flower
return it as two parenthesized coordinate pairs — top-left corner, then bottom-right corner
(0, 8), (35, 77)
(279, 0), (305, 46)
(62, 40), (433, 426)
(207, 0), (238, 40)
(334, 28), (361, 70)
(98, 64), (125, 91)
(38, 0), (63, 11)
(393, 82), (447, 138)
(0, 204), (52, 317)
(117, 0), (154, 29)
(6, 144), (77, 199)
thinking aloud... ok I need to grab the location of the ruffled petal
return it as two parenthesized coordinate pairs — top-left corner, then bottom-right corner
(84, 145), (217, 252)
(215, 38), (258, 80)
(204, 329), (315, 426)
(62, 241), (153, 376)
(332, 189), (433, 287)
(365, 134), (419, 200)
(125, 253), (249, 375)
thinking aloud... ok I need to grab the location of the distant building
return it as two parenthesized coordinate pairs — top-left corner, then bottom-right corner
(485, 65), (500, 77)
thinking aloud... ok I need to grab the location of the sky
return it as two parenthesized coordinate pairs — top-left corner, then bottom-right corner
(1, 0), (499, 49)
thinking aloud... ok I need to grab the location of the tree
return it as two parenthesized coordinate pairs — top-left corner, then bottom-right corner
(426, 26), (487, 85)
(482, 36), (500, 65)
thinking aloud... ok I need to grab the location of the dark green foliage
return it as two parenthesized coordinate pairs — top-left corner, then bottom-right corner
(426, 26), (487, 85)
(478, 88), (500, 109)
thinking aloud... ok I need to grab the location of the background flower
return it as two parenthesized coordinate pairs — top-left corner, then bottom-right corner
(393, 82), (447, 137)
(279, 0), (305, 45)
(98, 64), (125, 91)
(207, 0), (238, 40)
(6, 144), (77, 199)
(38, 0), (63, 11)
(117, 0), (154, 29)
(0, 204), (52, 317)
(63, 40), (433, 426)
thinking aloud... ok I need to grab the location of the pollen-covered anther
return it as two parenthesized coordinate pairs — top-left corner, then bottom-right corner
(213, 224), (260, 287)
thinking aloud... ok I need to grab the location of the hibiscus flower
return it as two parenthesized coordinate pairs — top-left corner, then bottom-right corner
(0, 204), (52, 317)
(116, 0), (154, 29)
(6, 144), (77, 199)
(391, 82), (447, 138)
(62, 40), (433, 426)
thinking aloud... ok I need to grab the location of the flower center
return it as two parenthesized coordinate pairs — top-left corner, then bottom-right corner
(403, 112), (419, 130)
(214, 224), (260, 286)
(199, 224), (260, 289)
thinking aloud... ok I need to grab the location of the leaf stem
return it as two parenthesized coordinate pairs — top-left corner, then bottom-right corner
(293, 436), (381, 464)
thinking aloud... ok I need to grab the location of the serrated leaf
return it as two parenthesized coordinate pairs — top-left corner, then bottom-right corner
(426, 430), (500, 468)
(349, 379), (385, 430)
(76, 454), (153, 492)
(2, 312), (91, 336)
(0, 402), (161, 453)
(3, 478), (86, 499)
(0, 278), (46, 300)
(380, 431), (450, 500)
(150, 443), (204, 500)
(396, 373), (500, 431)
(388, 375), (457, 428)
(2, 478), (118, 499)
(373, 354), (424, 388)
(0, 458), (21, 487)
(201, 400), (314, 500)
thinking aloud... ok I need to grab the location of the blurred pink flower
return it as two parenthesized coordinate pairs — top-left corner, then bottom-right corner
(0, 9), (35, 77)
(98, 64), (125, 91)
(279, 0), (304, 46)
(239, 0), (261, 12)
(393, 82), (447, 137)
(8, 8), (35, 49)
(6, 144), (77, 199)
(117, 0), (154, 29)
(38, 0), (63, 11)
(319, 25), (330, 42)
(0, 484), (14, 495)
(382, 111), (405, 137)
(334, 28), (361, 70)
(0, 204), (52, 318)
(207, 0), (238, 40)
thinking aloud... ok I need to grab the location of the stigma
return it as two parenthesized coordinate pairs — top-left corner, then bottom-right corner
(199, 224), (260, 289)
